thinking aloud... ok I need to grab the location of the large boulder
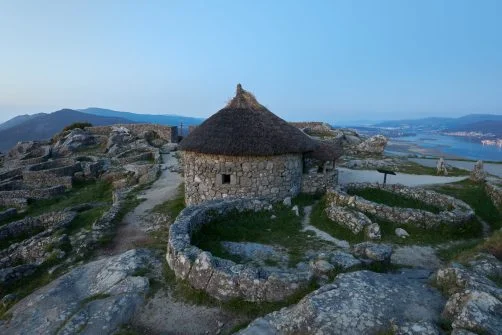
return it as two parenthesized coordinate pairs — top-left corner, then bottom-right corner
(53, 129), (99, 156)
(435, 260), (502, 335)
(0, 249), (157, 335)
(356, 135), (388, 154)
(239, 269), (444, 335)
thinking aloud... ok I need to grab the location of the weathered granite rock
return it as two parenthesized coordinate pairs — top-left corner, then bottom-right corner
(356, 135), (388, 154)
(393, 320), (440, 335)
(395, 227), (410, 238)
(443, 290), (502, 335)
(469, 160), (486, 182)
(365, 222), (381, 240)
(239, 269), (444, 335)
(435, 264), (502, 300)
(53, 129), (99, 156)
(282, 197), (292, 207)
(486, 182), (502, 208)
(0, 249), (156, 335)
(329, 251), (362, 270)
(468, 253), (502, 278)
(310, 259), (335, 275)
(352, 242), (393, 263)
(435, 262), (502, 334)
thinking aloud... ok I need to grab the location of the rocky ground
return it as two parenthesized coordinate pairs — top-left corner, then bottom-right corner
(1, 124), (501, 334)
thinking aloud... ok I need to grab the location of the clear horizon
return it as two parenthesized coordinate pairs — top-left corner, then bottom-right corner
(1, 0), (501, 124)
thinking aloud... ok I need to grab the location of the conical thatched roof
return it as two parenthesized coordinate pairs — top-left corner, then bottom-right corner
(180, 84), (318, 156)
(307, 139), (344, 162)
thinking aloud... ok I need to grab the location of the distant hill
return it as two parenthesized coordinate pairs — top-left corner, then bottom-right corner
(79, 108), (204, 130)
(0, 109), (133, 152)
(375, 114), (502, 133)
(451, 120), (502, 136)
(0, 113), (44, 131)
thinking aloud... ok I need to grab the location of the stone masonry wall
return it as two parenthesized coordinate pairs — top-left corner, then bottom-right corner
(87, 124), (178, 143)
(183, 152), (303, 206)
(301, 169), (338, 194)
(166, 198), (312, 302)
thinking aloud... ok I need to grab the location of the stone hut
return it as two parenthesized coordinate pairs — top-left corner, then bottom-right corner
(179, 84), (341, 205)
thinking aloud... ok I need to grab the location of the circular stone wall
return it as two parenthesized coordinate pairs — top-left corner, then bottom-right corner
(183, 152), (303, 206)
(326, 183), (475, 229)
(166, 198), (313, 302)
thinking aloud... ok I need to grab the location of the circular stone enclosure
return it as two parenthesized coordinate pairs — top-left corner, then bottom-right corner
(326, 183), (475, 229)
(166, 198), (313, 302)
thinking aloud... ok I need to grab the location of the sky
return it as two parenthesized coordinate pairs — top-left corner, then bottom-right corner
(1, 0), (501, 124)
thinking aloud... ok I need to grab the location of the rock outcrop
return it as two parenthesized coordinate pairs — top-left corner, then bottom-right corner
(356, 135), (388, 154)
(435, 255), (502, 335)
(239, 269), (444, 335)
(0, 249), (157, 335)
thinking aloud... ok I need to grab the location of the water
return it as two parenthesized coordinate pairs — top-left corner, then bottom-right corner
(389, 133), (502, 162)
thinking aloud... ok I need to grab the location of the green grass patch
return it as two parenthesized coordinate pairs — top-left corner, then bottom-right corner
(347, 187), (442, 214)
(398, 161), (468, 176)
(22, 180), (113, 219)
(151, 183), (185, 219)
(191, 194), (324, 267)
(435, 180), (502, 230)
(436, 240), (482, 262)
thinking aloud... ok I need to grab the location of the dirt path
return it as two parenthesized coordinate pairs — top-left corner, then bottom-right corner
(301, 205), (350, 249)
(101, 153), (182, 256)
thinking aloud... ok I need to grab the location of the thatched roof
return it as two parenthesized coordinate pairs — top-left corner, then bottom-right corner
(179, 84), (318, 156)
(306, 139), (344, 162)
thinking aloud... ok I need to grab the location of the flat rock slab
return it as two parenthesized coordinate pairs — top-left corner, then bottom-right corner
(391, 245), (443, 270)
(0, 249), (157, 335)
(239, 269), (445, 335)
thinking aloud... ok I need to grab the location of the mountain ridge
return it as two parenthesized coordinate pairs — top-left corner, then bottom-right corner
(0, 109), (133, 152)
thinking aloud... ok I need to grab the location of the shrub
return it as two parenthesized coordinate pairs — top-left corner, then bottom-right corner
(62, 122), (92, 132)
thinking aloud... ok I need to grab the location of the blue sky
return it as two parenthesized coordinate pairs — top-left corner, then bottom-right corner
(1, 0), (501, 124)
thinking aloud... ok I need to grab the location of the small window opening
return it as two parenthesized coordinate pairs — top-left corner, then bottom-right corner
(222, 174), (231, 184)
(317, 166), (324, 174)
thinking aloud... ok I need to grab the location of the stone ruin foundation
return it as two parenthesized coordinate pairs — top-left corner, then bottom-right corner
(325, 183), (475, 234)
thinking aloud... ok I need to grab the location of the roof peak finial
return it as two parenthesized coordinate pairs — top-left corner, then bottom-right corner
(236, 83), (243, 95)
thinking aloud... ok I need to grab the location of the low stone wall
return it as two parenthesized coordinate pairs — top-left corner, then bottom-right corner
(0, 211), (76, 244)
(71, 189), (131, 258)
(87, 124), (178, 143)
(166, 198), (313, 302)
(22, 159), (81, 188)
(0, 168), (23, 182)
(0, 197), (27, 209)
(486, 182), (502, 208)
(301, 169), (338, 194)
(326, 183), (474, 229)
(0, 185), (66, 200)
